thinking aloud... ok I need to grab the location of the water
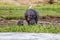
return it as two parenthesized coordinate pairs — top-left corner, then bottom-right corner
(0, 33), (60, 40)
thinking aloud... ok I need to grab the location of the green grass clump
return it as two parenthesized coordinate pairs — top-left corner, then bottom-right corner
(0, 25), (60, 33)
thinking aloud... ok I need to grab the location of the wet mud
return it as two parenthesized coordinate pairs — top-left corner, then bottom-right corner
(0, 16), (60, 27)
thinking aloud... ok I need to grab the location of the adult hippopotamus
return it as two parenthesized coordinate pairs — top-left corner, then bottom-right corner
(25, 9), (39, 25)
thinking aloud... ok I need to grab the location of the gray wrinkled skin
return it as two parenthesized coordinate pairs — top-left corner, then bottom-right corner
(25, 9), (39, 25)
(17, 20), (23, 25)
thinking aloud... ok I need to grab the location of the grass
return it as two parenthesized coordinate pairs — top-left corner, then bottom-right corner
(34, 4), (60, 16)
(0, 25), (60, 33)
(0, 4), (60, 19)
(0, 6), (28, 19)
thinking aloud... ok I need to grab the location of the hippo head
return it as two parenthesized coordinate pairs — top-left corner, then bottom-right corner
(17, 20), (23, 25)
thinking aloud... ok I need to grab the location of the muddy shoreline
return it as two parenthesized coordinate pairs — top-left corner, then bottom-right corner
(0, 16), (60, 26)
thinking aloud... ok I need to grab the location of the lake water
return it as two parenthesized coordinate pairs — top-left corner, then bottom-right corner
(0, 33), (60, 40)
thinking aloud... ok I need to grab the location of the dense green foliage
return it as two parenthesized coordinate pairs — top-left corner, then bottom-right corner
(0, 25), (60, 33)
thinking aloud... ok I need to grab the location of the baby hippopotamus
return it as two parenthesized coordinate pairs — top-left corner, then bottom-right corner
(17, 20), (24, 25)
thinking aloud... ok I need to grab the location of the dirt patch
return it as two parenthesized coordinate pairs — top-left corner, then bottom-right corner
(0, 15), (60, 27)
(40, 15), (60, 22)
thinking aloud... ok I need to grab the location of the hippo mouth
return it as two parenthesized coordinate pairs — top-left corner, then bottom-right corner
(29, 19), (36, 25)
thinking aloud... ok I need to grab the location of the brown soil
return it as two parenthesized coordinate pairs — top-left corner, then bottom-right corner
(0, 15), (60, 27)
(40, 15), (60, 23)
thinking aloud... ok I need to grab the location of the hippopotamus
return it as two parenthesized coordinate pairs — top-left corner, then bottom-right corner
(17, 20), (24, 25)
(25, 9), (39, 25)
